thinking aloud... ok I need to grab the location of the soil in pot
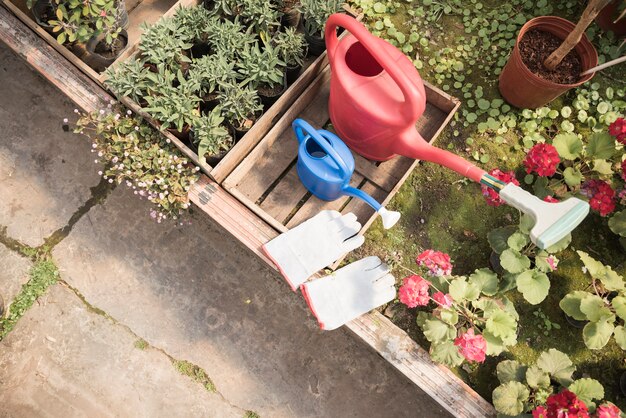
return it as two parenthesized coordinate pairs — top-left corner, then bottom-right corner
(190, 43), (212, 59)
(83, 31), (128, 72)
(519, 29), (582, 85)
(166, 125), (191, 141)
(621, 371), (626, 396)
(258, 78), (287, 108)
(280, 6), (300, 28)
(200, 92), (220, 113)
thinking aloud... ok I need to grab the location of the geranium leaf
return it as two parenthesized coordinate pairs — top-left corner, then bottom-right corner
(586, 132), (616, 159)
(545, 233), (572, 253)
(526, 365), (550, 389)
(500, 249), (531, 274)
(608, 210), (626, 237)
(516, 270), (550, 305)
(536, 349), (575, 386)
(592, 159), (613, 175)
(488, 226), (517, 254)
(583, 320), (615, 350)
(449, 278), (480, 302)
(485, 310), (517, 339)
(430, 341), (464, 367)
(613, 296), (626, 321)
(577, 251), (606, 277)
(439, 308), (459, 326)
(580, 294), (612, 322)
(492, 381), (529, 416)
(599, 266), (624, 292)
(422, 318), (455, 343)
(559, 291), (589, 321)
(568, 378), (604, 405)
(563, 167), (583, 187)
(519, 214), (534, 235)
(468, 268), (499, 296)
(553, 132), (582, 160)
(613, 325), (626, 350)
(483, 330), (505, 356)
(496, 360), (527, 384)
(507, 232), (529, 252)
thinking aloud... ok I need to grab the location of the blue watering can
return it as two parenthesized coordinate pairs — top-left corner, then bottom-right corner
(292, 119), (400, 229)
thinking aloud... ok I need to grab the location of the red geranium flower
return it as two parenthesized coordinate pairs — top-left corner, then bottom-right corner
(544, 195), (559, 203)
(543, 389), (589, 418)
(582, 180), (616, 217)
(609, 117), (626, 144)
(621, 159), (626, 182)
(482, 168), (519, 207)
(416, 250), (452, 276)
(596, 403), (622, 418)
(453, 329), (487, 363)
(525, 143), (560, 177)
(533, 406), (548, 418)
(398, 275), (430, 308)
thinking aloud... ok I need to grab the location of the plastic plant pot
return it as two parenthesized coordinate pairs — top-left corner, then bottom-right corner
(498, 16), (598, 109)
(595, 0), (626, 36)
(82, 30), (129, 72)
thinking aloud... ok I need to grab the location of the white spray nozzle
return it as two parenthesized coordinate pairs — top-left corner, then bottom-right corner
(377, 207), (401, 229)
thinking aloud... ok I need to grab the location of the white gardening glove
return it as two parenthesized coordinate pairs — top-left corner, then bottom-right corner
(300, 256), (396, 330)
(262, 210), (365, 291)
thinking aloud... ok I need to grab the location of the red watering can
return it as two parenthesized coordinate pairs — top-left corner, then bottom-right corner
(324, 14), (590, 249)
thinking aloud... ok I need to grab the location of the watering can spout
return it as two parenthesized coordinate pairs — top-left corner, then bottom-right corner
(397, 129), (486, 183)
(343, 186), (400, 229)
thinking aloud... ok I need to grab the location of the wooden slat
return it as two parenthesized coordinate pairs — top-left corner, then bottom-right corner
(259, 165), (309, 223)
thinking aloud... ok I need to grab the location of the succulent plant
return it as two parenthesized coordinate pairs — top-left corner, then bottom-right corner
(187, 55), (237, 96)
(237, 42), (285, 89)
(192, 108), (234, 162)
(104, 60), (151, 102)
(273, 27), (307, 67)
(297, 0), (343, 37)
(217, 83), (263, 130)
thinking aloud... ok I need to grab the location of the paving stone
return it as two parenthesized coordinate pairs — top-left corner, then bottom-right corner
(53, 187), (451, 418)
(0, 42), (100, 247)
(0, 284), (244, 418)
(0, 244), (31, 314)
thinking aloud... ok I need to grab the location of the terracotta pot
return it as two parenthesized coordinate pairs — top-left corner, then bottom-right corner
(595, 0), (626, 36)
(498, 16), (598, 109)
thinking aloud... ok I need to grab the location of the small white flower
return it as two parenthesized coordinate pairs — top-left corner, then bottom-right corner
(94, 160), (99, 163)
(124, 152), (129, 157)
(109, 99), (115, 105)
(99, 109), (105, 115)
(92, 143), (97, 148)
(177, 169), (182, 173)
(166, 138), (171, 143)
(134, 126), (139, 131)
(108, 178), (113, 183)
(98, 171), (103, 176)
(114, 114), (120, 120)
(112, 156), (118, 163)
(159, 193), (165, 199)
(74, 108), (79, 113)
(63, 118), (69, 123)
(98, 152), (103, 157)
(126, 110), (132, 115)
(195, 167), (200, 171)
(582, 266), (588, 274)
(134, 191), (138, 195)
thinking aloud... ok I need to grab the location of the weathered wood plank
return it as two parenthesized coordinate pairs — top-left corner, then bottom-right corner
(259, 165), (309, 223)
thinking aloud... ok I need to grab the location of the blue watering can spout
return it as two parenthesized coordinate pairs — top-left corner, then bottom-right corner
(292, 118), (401, 229)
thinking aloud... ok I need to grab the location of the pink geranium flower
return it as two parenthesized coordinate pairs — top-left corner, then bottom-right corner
(416, 250), (452, 276)
(453, 329), (487, 363)
(609, 117), (626, 144)
(544, 195), (559, 203)
(398, 275), (430, 308)
(533, 406), (548, 418)
(482, 168), (519, 207)
(525, 143), (560, 177)
(546, 255), (558, 271)
(433, 291), (453, 307)
(596, 403), (622, 418)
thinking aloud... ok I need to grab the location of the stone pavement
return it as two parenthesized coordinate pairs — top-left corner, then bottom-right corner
(0, 41), (452, 417)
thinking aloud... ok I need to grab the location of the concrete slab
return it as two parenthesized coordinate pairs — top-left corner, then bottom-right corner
(0, 244), (31, 312)
(0, 41), (100, 247)
(53, 186), (451, 418)
(0, 284), (244, 418)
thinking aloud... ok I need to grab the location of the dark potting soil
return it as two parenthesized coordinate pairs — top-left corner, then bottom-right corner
(258, 83), (284, 98)
(94, 36), (126, 58)
(519, 29), (582, 85)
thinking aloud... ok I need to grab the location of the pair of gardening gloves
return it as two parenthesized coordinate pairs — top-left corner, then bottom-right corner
(262, 210), (396, 330)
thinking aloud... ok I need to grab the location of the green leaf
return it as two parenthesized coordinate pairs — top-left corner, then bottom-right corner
(439, 308), (459, 326)
(553, 133), (582, 160)
(492, 381), (529, 416)
(507, 232), (529, 252)
(483, 330), (506, 355)
(545, 233), (572, 253)
(608, 210), (626, 237)
(500, 249), (531, 274)
(486, 310), (517, 339)
(519, 214), (534, 235)
(488, 226), (517, 254)
(536, 349), (575, 386)
(516, 270), (550, 305)
(559, 291), (589, 321)
(580, 294), (612, 322)
(592, 159), (613, 175)
(586, 132), (616, 159)
(535, 251), (555, 273)
(612, 296), (626, 321)
(468, 269), (499, 296)
(430, 341), (464, 366)
(613, 325), (626, 350)
(449, 278), (480, 302)
(57, 32), (67, 44)
(526, 365), (550, 389)
(583, 320), (615, 350)
(568, 378), (604, 405)
(496, 360), (527, 384)
(599, 267), (624, 292)
(577, 251), (606, 277)
(563, 167), (583, 187)
(373, 2), (386, 13)
(422, 318), (455, 343)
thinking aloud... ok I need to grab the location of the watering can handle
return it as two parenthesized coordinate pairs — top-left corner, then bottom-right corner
(325, 13), (423, 120)
(292, 119), (351, 180)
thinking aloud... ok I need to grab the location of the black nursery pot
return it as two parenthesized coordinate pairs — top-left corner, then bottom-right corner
(285, 64), (302, 85)
(31, 0), (56, 33)
(190, 42), (212, 59)
(189, 126), (235, 166)
(82, 29), (129, 72)
(563, 312), (587, 329)
(258, 74), (288, 108)
(200, 92), (220, 114)
(304, 31), (325, 57)
(280, 8), (300, 28)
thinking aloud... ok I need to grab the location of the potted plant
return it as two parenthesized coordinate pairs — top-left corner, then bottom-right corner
(596, 0), (626, 36)
(498, 0), (610, 109)
(238, 42), (286, 106)
(217, 83), (263, 139)
(143, 74), (201, 140)
(297, 0), (343, 56)
(104, 59), (151, 104)
(138, 20), (193, 72)
(206, 0), (237, 17)
(187, 55), (237, 112)
(190, 108), (235, 166)
(276, 0), (300, 28)
(273, 27), (307, 84)
(207, 18), (255, 61)
(172, 5), (217, 58)
(29, 0), (57, 33)
(240, 0), (281, 35)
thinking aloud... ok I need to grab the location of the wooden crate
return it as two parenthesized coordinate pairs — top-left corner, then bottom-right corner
(222, 65), (460, 238)
(1, 0), (189, 84)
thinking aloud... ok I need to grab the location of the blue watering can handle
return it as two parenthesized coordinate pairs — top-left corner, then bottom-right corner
(292, 119), (350, 180)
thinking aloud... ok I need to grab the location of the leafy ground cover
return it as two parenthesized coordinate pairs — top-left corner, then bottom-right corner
(346, 0), (626, 410)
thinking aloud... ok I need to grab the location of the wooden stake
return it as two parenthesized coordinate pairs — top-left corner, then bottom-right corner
(544, 0), (613, 71)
